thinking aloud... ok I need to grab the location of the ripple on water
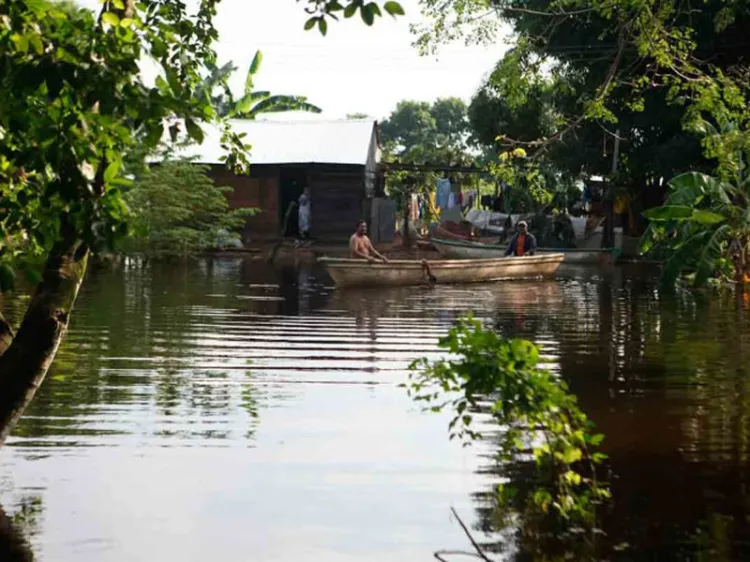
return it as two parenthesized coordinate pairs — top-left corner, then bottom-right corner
(3, 260), (750, 560)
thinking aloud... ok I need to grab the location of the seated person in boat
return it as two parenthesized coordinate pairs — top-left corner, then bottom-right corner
(505, 220), (537, 257)
(350, 220), (389, 263)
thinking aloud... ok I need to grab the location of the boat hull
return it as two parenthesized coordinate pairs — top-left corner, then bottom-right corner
(538, 248), (621, 265)
(433, 238), (620, 264)
(319, 254), (565, 288)
(432, 238), (507, 259)
(431, 224), (497, 245)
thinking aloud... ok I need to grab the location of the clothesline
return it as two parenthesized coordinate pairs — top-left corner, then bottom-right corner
(379, 162), (490, 174)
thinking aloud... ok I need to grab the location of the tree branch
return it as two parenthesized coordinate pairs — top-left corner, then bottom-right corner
(492, 21), (631, 158)
(0, 310), (14, 359)
(435, 550), (487, 561)
(450, 507), (493, 562)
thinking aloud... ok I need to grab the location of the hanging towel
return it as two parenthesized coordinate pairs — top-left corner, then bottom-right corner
(447, 192), (456, 209)
(436, 178), (452, 209)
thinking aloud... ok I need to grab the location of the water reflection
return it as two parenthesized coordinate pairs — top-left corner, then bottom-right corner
(3, 258), (750, 559)
(0, 500), (36, 562)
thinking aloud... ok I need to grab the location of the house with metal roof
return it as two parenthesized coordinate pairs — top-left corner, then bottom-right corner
(173, 119), (382, 242)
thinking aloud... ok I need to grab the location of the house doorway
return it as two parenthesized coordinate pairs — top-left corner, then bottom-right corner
(279, 166), (307, 237)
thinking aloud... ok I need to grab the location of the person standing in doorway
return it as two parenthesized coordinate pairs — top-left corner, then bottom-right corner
(297, 188), (311, 246)
(505, 220), (537, 257)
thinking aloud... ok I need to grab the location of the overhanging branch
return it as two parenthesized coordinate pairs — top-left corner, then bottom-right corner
(0, 310), (14, 359)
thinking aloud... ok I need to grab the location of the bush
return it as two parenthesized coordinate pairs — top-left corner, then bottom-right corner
(122, 160), (255, 258)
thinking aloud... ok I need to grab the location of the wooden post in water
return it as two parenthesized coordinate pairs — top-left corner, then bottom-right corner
(268, 201), (297, 263)
(603, 129), (621, 249)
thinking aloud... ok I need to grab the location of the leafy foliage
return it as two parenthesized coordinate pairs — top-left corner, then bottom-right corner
(380, 98), (492, 209)
(0, 0), (254, 291)
(0, 0), (403, 447)
(121, 160), (255, 258)
(415, 0), (750, 222)
(405, 316), (610, 552)
(200, 50), (322, 119)
(641, 156), (750, 287)
(0, 0), (400, 296)
(303, 0), (405, 35)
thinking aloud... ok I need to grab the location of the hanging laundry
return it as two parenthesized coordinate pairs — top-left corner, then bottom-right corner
(409, 193), (419, 224)
(428, 191), (439, 218)
(436, 178), (452, 209)
(447, 192), (456, 209)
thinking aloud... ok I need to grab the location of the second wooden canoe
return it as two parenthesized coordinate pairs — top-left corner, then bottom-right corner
(433, 238), (620, 264)
(319, 254), (565, 288)
(430, 223), (498, 245)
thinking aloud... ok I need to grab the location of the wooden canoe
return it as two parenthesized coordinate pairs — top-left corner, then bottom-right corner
(319, 254), (564, 288)
(433, 238), (620, 264)
(430, 223), (497, 245)
(537, 247), (621, 265)
(432, 238), (508, 259)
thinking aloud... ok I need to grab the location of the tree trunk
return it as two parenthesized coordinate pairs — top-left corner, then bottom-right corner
(402, 192), (412, 249)
(0, 232), (88, 447)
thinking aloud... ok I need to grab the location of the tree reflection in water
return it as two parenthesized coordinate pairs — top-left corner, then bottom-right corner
(452, 268), (750, 561)
(0, 496), (42, 562)
(5, 260), (750, 559)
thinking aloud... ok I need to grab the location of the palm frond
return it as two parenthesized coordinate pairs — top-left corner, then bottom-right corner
(247, 96), (321, 118)
(693, 224), (730, 286)
(660, 230), (711, 288)
(245, 51), (263, 94)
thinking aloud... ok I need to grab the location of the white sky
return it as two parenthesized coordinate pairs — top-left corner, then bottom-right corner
(77, 0), (508, 120)
(211, 0), (508, 120)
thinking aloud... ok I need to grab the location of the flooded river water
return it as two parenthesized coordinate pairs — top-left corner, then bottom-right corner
(2, 257), (750, 560)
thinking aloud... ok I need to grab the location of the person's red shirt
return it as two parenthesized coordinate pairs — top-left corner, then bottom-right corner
(516, 234), (526, 256)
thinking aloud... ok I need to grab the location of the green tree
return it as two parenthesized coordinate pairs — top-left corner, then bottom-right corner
(415, 0), (750, 237)
(200, 50), (322, 119)
(642, 147), (750, 288)
(0, 0), (403, 446)
(122, 160), (254, 258)
(379, 98), (489, 209)
(380, 100), (437, 154)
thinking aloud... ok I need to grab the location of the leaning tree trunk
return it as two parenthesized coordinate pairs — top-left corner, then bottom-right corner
(0, 232), (88, 447)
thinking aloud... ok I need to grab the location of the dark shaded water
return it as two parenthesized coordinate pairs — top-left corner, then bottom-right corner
(2, 258), (750, 560)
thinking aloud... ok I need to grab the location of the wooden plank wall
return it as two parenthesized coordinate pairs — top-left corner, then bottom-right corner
(208, 165), (279, 241)
(308, 164), (366, 241)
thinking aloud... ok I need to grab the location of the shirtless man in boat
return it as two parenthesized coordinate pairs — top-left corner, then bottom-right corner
(350, 220), (389, 263)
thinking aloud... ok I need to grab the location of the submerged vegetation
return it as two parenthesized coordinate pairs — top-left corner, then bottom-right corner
(122, 160), (255, 258)
(406, 316), (611, 559)
(641, 147), (750, 288)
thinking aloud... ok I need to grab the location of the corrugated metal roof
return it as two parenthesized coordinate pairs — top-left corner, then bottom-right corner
(168, 119), (377, 166)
